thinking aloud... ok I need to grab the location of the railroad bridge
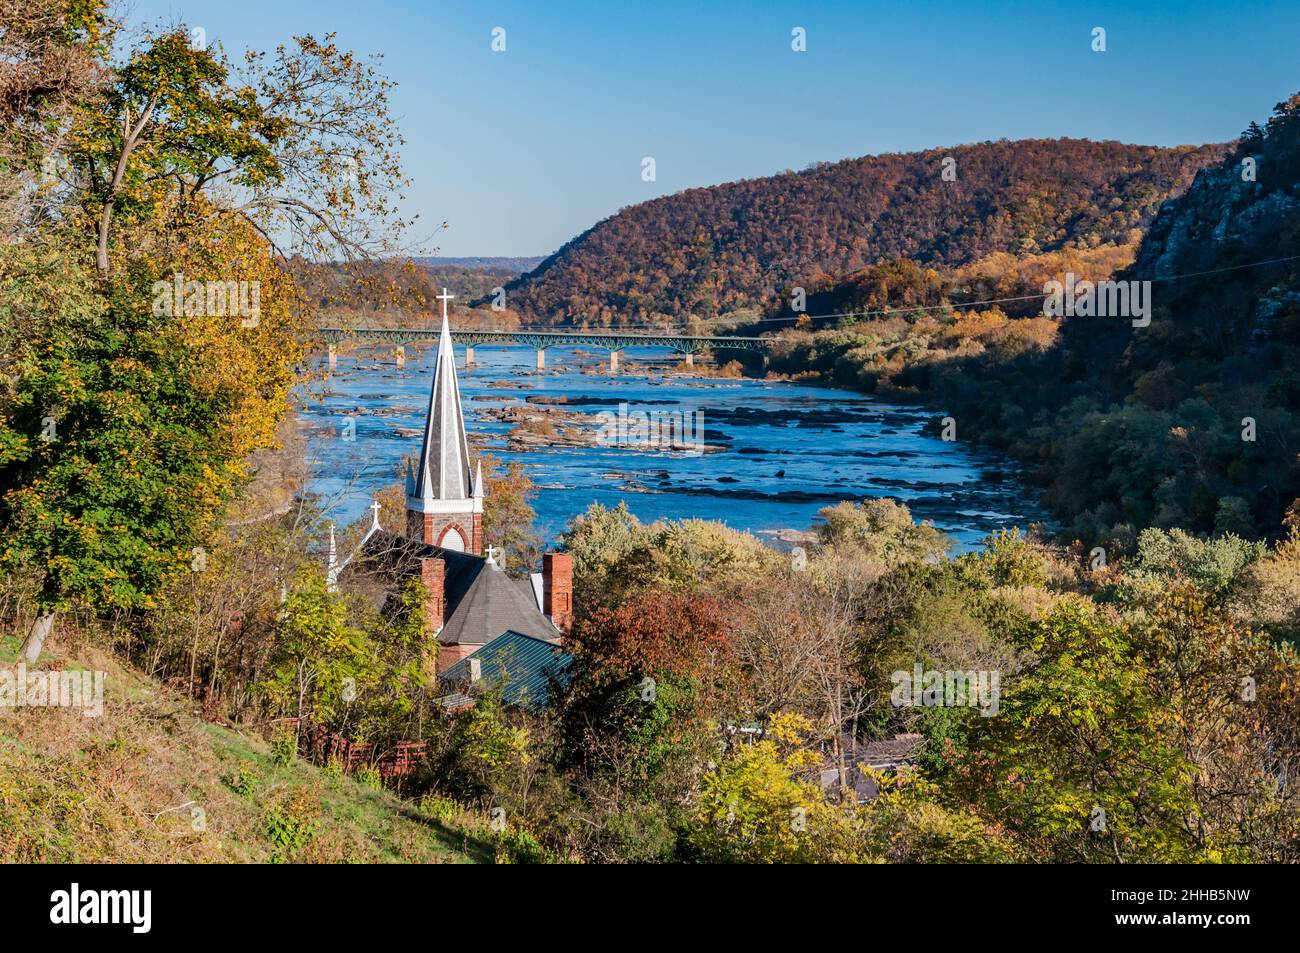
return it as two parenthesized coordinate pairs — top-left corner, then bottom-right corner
(317, 325), (775, 373)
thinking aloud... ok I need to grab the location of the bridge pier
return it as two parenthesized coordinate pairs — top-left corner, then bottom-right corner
(535, 348), (545, 370)
(327, 343), (337, 372)
(394, 345), (405, 368)
(609, 350), (621, 374)
(684, 351), (694, 368)
(465, 346), (475, 367)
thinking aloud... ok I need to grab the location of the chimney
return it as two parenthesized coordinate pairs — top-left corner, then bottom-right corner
(419, 556), (445, 634)
(468, 657), (482, 683)
(542, 552), (573, 634)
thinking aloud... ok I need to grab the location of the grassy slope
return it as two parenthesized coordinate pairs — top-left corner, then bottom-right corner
(0, 637), (490, 864)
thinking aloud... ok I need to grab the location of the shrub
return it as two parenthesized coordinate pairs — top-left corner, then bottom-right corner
(355, 764), (384, 791)
(270, 729), (297, 766)
(1130, 527), (1265, 598)
(971, 528), (1049, 588)
(264, 788), (319, 863)
(228, 761), (261, 799)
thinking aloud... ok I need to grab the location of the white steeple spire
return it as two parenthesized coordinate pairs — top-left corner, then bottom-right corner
(406, 289), (481, 516)
(326, 522), (339, 592)
(325, 504), (384, 591)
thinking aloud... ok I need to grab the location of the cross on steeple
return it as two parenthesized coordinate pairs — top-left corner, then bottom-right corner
(436, 287), (455, 323)
(370, 500), (382, 530)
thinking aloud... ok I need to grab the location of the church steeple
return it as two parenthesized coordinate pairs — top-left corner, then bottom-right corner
(405, 288), (484, 553)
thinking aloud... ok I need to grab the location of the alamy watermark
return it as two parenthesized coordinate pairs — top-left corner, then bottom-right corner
(1043, 273), (1150, 328)
(891, 664), (1000, 717)
(151, 273), (261, 327)
(1, 663), (105, 717)
(596, 402), (705, 455)
(50, 883), (150, 933)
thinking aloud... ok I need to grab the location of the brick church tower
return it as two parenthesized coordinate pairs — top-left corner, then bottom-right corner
(405, 290), (484, 553)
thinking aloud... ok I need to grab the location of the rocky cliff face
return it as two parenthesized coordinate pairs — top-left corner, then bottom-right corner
(1132, 150), (1300, 355)
(1135, 162), (1300, 280)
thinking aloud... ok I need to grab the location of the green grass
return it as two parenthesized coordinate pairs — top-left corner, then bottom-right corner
(0, 642), (492, 863)
(0, 633), (21, 664)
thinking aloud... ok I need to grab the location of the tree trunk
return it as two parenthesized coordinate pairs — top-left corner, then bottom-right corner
(20, 611), (55, 664)
(96, 96), (157, 279)
(95, 198), (114, 276)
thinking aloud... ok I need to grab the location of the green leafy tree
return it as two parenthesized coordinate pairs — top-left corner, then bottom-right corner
(261, 569), (371, 735)
(436, 687), (531, 805)
(951, 599), (1202, 862)
(1, 245), (251, 660)
(688, 713), (864, 863)
(355, 577), (437, 741)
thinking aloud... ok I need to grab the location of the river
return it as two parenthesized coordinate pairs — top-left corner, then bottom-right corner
(301, 344), (1044, 551)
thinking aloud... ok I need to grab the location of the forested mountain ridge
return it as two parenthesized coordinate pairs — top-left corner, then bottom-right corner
(500, 139), (1227, 323)
(767, 95), (1300, 542)
(1037, 94), (1300, 536)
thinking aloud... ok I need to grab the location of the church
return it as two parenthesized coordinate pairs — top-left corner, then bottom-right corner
(334, 291), (572, 669)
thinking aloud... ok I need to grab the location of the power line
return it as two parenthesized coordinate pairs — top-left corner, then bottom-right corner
(342, 250), (1300, 336)
(507, 251), (1300, 333)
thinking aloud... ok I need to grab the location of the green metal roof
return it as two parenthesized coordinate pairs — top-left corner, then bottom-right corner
(438, 630), (572, 711)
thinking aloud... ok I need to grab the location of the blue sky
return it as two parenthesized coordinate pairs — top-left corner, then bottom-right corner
(131, 0), (1299, 257)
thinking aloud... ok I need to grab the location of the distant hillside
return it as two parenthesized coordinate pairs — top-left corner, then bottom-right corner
(500, 139), (1227, 323)
(293, 257), (533, 317)
(1034, 96), (1300, 535)
(412, 256), (545, 273)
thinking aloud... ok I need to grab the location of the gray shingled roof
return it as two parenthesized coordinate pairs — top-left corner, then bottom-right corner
(440, 562), (556, 646)
(857, 733), (925, 769)
(439, 630), (573, 710)
(820, 733), (925, 803)
(435, 691), (475, 711)
(362, 529), (557, 646)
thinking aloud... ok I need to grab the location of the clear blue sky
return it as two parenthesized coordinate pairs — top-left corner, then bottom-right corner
(131, 0), (1299, 257)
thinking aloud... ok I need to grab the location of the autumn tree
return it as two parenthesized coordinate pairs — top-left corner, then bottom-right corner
(560, 503), (779, 612)
(0, 18), (406, 663)
(0, 0), (109, 236)
(479, 453), (540, 575)
(687, 713), (865, 863)
(71, 26), (409, 277)
(949, 598), (1203, 862)
(555, 589), (738, 856)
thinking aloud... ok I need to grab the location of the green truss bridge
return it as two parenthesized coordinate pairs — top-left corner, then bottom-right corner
(317, 325), (776, 372)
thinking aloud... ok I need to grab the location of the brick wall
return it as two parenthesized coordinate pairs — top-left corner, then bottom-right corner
(419, 555), (445, 635)
(543, 552), (573, 634)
